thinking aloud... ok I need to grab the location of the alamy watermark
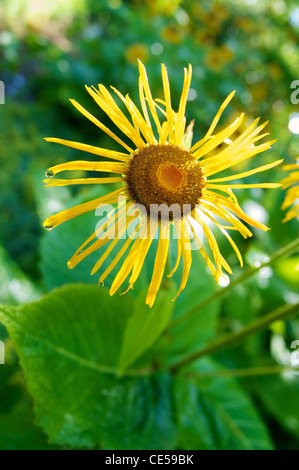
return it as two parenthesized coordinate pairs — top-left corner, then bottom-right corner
(290, 340), (299, 368)
(0, 340), (4, 364)
(0, 81), (4, 104)
(94, 196), (204, 250)
(290, 80), (299, 104)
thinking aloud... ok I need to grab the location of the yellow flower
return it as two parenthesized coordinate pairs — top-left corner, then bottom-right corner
(250, 81), (269, 101)
(125, 43), (148, 65)
(204, 45), (235, 72)
(210, 2), (230, 22)
(268, 63), (283, 80)
(144, 0), (181, 16)
(201, 3), (230, 27)
(195, 29), (217, 46)
(281, 159), (299, 222)
(161, 25), (183, 44)
(234, 17), (255, 33)
(43, 61), (281, 307)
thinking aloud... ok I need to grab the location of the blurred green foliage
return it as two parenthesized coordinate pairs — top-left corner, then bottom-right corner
(0, 0), (298, 450)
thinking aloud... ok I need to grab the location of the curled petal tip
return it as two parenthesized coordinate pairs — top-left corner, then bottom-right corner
(67, 260), (74, 269)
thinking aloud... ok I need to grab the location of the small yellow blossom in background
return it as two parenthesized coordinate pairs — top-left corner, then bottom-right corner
(268, 63), (283, 80)
(144, 0), (182, 16)
(234, 16), (255, 33)
(204, 45), (235, 72)
(211, 2), (230, 22)
(201, 3), (230, 27)
(43, 61), (281, 307)
(191, 2), (229, 46)
(191, 2), (229, 26)
(281, 159), (299, 222)
(125, 43), (148, 65)
(161, 25), (184, 44)
(195, 29), (217, 46)
(250, 81), (269, 102)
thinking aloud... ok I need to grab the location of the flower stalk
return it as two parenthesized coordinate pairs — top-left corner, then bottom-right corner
(169, 301), (299, 372)
(185, 365), (299, 379)
(169, 237), (299, 330)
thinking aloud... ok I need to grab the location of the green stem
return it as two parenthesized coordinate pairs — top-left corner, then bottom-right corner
(169, 301), (299, 372)
(169, 237), (299, 330)
(185, 365), (299, 379)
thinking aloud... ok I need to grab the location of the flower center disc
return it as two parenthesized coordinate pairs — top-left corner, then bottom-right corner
(159, 165), (183, 189)
(126, 144), (204, 218)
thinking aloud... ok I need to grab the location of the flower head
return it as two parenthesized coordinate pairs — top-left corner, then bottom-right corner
(281, 159), (299, 222)
(43, 61), (281, 307)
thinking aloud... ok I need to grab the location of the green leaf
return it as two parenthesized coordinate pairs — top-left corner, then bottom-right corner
(155, 251), (220, 365)
(223, 283), (258, 324)
(253, 373), (299, 439)
(39, 187), (156, 297)
(275, 256), (299, 288)
(0, 285), (178, 449)
(174, 358), (274, 450)
(0, 341), (25, 415)
(39, 185), (126, 290)
(0, 245), (39, 305)
(0, 404), (61, 450)
(118, 282), (176, 373)
(39, 210), (101, 289)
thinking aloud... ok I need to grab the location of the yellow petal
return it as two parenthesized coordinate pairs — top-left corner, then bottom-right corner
(86, 85), (145, 148)
(110, 86), (155, 144)
(200, 200), (252, 238)
(91, 217), (135, 276)
(167, 237), (181, 278)
(45, 160), (127, 177)
(206, 183), (281, 190)
(204, 189), (269, 231)
(188, 219), (218, 280)
(127, 220), (157, 289)
(207, 159), (283, 183)
(174, 64), (192, 146)
(191, 90), (236, 153)
(70, 99), (134, 153)
(138, 60), (162, 139)
(282, 162), (299, 171)
(43, 188), (124, 230)
(44, 138), (130, 162)
(161, 63), (174, 144)
(193, 113), (245, 159)
(203, 139), (277, 178)
(69, 203), (128, 263)
(43, 177), (124, 187)
(203, 209), (243, 267)
(172, 218), (192, 300)
(146, 219), (170, 308)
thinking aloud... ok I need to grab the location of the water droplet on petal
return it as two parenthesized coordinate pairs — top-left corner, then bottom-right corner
(44, 224), (53, 231)
(45, 169), (54, 178)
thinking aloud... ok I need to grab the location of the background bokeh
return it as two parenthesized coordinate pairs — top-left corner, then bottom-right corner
(0, 0), (298, 450)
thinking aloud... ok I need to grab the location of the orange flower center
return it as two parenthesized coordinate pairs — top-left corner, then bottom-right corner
(157, 165), (185, 190)
(126, 144), (205, 218)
